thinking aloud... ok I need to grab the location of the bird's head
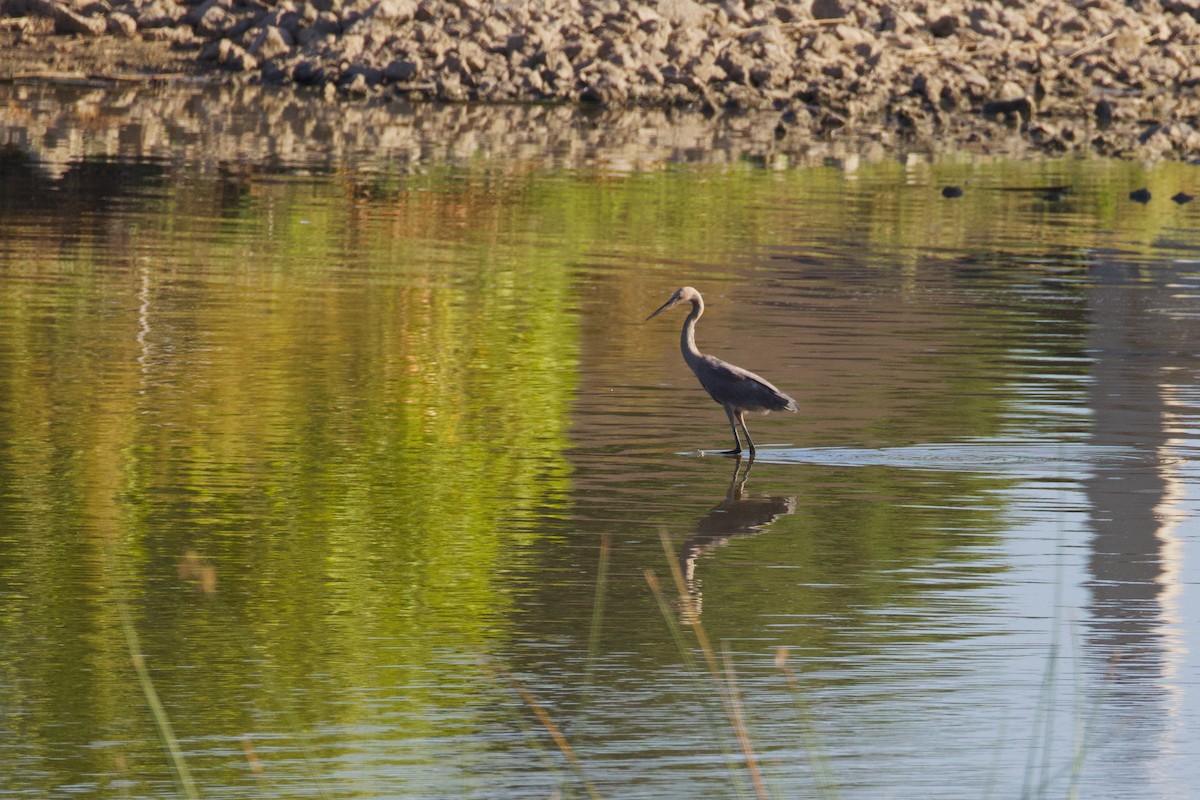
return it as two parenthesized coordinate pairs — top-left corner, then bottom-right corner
(646, 286), (701, 321)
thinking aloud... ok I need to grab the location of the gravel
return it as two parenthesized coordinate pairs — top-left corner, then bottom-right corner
(4, 0), (1200, 159)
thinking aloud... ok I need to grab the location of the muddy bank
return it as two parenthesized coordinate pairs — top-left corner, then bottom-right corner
(3, 0), (1200, 160)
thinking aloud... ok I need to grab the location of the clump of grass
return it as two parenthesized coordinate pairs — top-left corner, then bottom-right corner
(647, 529), (856, 800)
(498, 668), (603, 800)
(646, 529), (770, 800)
(774, 647), (840, 800)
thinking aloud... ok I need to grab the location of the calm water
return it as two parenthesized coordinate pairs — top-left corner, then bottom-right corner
(2, 84), (1199, 799)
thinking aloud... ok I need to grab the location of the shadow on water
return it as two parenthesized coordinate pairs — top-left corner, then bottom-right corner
(677, 456), (796, 620)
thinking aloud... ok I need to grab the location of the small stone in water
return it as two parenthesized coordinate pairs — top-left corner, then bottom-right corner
(942, 185), (964, 198)
(1129, 188), (1152, 204)
(1171, 192), (1194, 204)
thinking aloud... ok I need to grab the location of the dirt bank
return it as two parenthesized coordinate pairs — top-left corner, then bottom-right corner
(3, 0), (1200, 160)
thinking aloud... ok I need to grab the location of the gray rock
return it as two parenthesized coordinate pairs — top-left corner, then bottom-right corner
(191, 1), (231, 36)
(928, 13), (958, 38)
(371, 0), (414, 21)
(657, 0), (709, 27)
(107, 11), (137, 35)
(249, 25), (293, 59)
(296, 11), (339, 45)
(503, 32), (525, 54)
(216, 38), (257, 70)
(292, 59), (326, 84)
(811, 0), (846, 21)
(54, 4), (108, 34)
(981, 96), (1033, 123)
(136, 0), (184, 29)
(384, 57), (419, 81)
(16, 0), (56, 20)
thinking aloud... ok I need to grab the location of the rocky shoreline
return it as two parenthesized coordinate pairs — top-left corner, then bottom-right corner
(3, 0), (1200, 160)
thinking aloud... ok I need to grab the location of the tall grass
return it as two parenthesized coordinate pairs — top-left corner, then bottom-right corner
(114, 593), (200, 800)
(647, 529), (769, 800)
(111, 535), (1102, 800)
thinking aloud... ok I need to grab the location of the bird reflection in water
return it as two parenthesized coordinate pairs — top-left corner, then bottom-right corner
(677, 456), (796, 621)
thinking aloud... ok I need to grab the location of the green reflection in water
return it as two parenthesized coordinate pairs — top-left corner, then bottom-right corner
(0, 161), (579, 794)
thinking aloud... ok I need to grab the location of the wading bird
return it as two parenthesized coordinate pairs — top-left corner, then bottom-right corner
(646, 286), (797, 455)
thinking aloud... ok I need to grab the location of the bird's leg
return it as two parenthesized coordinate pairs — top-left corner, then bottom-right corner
(737, 411), (756, 455)
(721, 405), (743, 455)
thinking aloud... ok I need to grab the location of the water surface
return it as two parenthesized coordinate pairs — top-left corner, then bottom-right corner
(1, 83), (1199, 799)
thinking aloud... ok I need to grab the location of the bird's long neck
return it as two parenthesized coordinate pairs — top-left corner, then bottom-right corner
(680, 296), (704, 366)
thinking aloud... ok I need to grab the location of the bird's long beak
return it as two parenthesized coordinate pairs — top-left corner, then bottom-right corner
(646, 295), (678, 321)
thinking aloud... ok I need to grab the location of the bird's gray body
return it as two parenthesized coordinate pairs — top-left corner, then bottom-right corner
(647, 286), (797, 455)
(687, 352), (796, 414)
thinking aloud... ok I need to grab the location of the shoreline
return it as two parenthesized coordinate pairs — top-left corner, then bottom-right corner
(3, 0), (1200, 160)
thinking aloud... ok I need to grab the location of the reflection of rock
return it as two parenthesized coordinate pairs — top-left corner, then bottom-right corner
(0, 82), (883, 175)
(678, 456), (795, 621)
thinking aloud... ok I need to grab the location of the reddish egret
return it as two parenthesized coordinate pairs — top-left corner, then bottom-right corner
(647, 286), (797, 455)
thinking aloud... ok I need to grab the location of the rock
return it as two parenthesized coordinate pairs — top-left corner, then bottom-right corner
(811, 0), (846, 21)
(981, 96), (1033, 123)
(657, 0), (708, 27)
(16, 0), (55, 19)
(684, 51), (721, 90)
(942, 185), (964, 198)
(142, 25), (194, 42)
(292, 58), (326, 84)
(260, 5), (302, 40)
(435, 71), (468, 100)
(210, 38), (256, 70)
(1172, 192), (1194, 204)
(503, 32), (525, 54)
(1138, 123), (1162, 145)
(107, 11), (136, 35)
(249, 25), (292, 60)
(384, 57), (419, 81)
(372, 0), (414, 21)
(191, 2), (231, 36)
(1129, 188), (1152, 204)
(928, 14), (958, 38)
(716, 50), (749, 84)
(296, 11), (339, 46)
(54, 4), (108, 35)
(774, 4), (799, 24)
(260, 60), (288, 82)
(78, 0), (110, 17)
(136, 0), (184, 29)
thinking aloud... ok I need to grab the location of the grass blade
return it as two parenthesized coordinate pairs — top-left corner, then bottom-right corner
(499, 669), (602, 800)
(116, 600), (201, 800)
(774, 647), (840, 800)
